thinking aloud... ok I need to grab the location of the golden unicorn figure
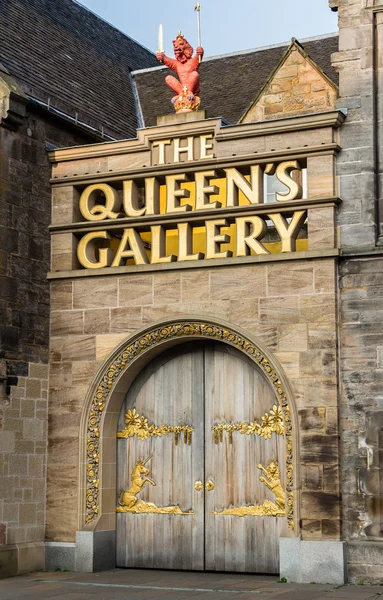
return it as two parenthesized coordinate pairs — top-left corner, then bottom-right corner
(117, 455), (193, 515)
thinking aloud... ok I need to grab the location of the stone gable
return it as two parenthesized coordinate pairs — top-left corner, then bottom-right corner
(241, 40), (338, 123)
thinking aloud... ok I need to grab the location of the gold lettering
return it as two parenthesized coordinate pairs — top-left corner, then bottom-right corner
(151, 225), (176, 263)
(77, 231), (113, 269)
(206, 219), (232, 259)
(166, 173), (192, 213)
(236, 217), (269, 256)
(152, 139), (171, 166)
(123, 180), (145, 217)
(173, 137), (194, 162)
(111, 228), (149, 266)
(195, 170), (221, 210)
(79, 184), (120, 221)
(177, 223), (204, 261)
(268, 210), (306, 252)
(275, 161), (302, 202)
(145, 177), (160, 216)
(200, 134), (214, 160)
(225, 166), (264, 206)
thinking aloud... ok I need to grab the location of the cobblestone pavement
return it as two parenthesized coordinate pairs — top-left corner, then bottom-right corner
(1, 570), (383, 600)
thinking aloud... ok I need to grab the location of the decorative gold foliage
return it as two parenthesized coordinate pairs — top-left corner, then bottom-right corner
(86, 321), (295, 530)
(212, 405), (284, 443)
(116, 409), (194, 445)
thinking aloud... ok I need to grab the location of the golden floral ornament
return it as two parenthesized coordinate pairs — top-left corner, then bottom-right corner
(85, 321), (295, 530)
(212, 404), (285, 443)
(117, 409), (194, 445)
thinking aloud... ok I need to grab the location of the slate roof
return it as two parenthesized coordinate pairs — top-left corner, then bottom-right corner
(133, 34), (339, 128)
(0, 0), (157, 139)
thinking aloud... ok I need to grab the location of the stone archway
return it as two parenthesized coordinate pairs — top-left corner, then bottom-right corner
(78, 318), (299, 540)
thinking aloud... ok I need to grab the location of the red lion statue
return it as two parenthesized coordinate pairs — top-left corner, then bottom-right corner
(157, 33), (204, 112)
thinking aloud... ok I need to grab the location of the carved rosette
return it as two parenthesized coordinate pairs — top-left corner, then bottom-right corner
(85, 322), (295, 530)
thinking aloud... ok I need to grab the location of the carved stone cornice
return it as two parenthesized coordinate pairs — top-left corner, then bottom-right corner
(0, 71), (28, 130)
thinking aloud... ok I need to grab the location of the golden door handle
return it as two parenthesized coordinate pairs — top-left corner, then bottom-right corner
(206, 480), (215, 491)
(194, 481), (203, 491)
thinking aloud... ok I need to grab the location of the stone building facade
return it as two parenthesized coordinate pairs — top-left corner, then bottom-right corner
(0, 0), (382, 585)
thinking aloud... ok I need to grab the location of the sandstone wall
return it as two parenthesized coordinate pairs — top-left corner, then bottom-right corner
(47, 259), (340, 544)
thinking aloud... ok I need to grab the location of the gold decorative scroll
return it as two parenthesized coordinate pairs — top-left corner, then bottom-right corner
(86, 321), (295, 530)
(212, 404), (285, 443)
(214, 460), (286, 517)
(116, 456), (193, 515)
(117, 409), (194, 445)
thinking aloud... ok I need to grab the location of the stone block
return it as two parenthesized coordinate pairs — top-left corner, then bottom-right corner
(307, 155), (335, 198)
(95, 334), (129, 361)
(51, 186), (81, 225)
(181, 271), (210, 302)
(153, 272), (181, 303)
(0, 545), (18, 578)
(73, 277), (118, 309)
(23, 419), (44, 441)
(301, 434), (339, 464)
(19, 503), (37, 526)
(110, 307), (142, 333)
(210, 265), (266, 300)
(301, 464), (323, 490)
(29, 364), (49, 379)
(51, 281), (73, 311)
(280, 538), (346, 584)
(314, 260), (336, 293)
(51, 311), (84, 336)
(299, 408), (326, 432)
(17, 542), (44, 574)
(84, 309), (110, 334)
(51, 232), (79, 272)
(278, 323), (308, 351)
(8, 454), (28, 476)
(259, 296), (300, 323)
(267, 262), (314, 297)
(273, 352), (299, 379)
(301, 491), (340, 519)
(28, 455), (44, 478)
(118, 274), (153, 307)
(45, 541), (76, 572)
(75, 530), (116, 572)
(20, 400), (35, 418)
(0, 431), (15, 453)
(280, 537), (301, 582)
(25, 379), (41, 399)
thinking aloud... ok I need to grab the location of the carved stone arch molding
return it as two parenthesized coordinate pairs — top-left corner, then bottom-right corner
(78, 318), (300, 533)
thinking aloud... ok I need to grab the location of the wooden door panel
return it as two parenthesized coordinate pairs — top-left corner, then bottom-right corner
(204, 343), (285, 573)
(116, 345), (205, 570)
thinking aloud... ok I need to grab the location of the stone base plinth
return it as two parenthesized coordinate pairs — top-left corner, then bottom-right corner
(75, 530), (116, 572)
(280, 538), (347, 584)
(157, 109), (206, 126)
(0, 542), (44, 578)
(45, 542), (76, 572)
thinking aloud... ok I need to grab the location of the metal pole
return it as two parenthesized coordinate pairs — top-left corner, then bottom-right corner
(195, 3), (201, 62)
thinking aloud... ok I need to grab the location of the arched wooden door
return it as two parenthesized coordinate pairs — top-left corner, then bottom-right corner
(116, 342), (286, 573)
